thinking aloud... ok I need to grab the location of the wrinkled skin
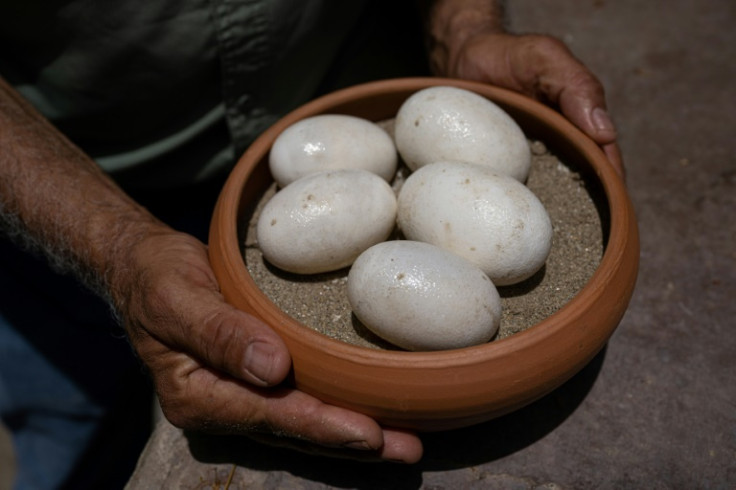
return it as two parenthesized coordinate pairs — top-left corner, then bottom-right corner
(117, 231), (424, 462)
(440, 31), (623, 177)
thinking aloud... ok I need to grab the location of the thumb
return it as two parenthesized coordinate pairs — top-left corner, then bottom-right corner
(123, 233), (292, 387)
(555, 72), (617, 146)
(557, 84), (625, 178)
(189, 301), (293, 387)
(560, 95), (617, 146)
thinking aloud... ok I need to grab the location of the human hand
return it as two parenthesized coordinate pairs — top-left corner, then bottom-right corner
(0, 73), (422, 463)
(439, 31), (623, 178)
(423, 1), (623, 178)
(113, 229), (423, 463)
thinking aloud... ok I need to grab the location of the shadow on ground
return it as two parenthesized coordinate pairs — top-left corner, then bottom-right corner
(185, 346), (606, 489)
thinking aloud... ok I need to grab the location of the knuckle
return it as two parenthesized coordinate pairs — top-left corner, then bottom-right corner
(525, 34), (569, 57)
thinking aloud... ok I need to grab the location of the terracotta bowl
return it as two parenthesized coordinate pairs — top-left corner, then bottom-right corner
(208, 77), (639, 432)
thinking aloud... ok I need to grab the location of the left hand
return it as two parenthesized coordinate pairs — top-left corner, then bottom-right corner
(423, 2), (623, 178)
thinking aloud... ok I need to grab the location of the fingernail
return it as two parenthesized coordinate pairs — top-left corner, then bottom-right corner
(244, 341), (275, 386)
(343, 440), (374, 451)
(592, 107), (616, 137)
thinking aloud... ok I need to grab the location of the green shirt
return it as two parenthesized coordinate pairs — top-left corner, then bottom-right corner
(1, 0), (366, 189)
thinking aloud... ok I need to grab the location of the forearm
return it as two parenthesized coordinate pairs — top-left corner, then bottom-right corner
(0, 76), (164, 300)
(419, 0), (507, 75)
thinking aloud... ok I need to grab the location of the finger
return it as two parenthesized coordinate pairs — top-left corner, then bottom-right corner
(156, 349), (384, 448)
(195, 303), (293, 387)
(533, 38), (616, 146)
(144, 343), (424, 463)
(451, 33), (623, 176)
(163, 284), (292, 387)
(378, 427), (424, 464)
(557, 86), (617, 146)
(252, 393), (423, 463)
(557, 86), (626, 173)
(247, 428), (424, 464)
(520, 39), (624, 177)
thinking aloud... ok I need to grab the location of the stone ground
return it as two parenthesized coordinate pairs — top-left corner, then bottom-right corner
(3, 0), (735, 488)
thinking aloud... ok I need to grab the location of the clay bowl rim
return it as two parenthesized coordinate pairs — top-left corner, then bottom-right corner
(209, 77), (639, 418)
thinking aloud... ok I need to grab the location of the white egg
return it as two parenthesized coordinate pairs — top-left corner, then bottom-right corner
(394, 86), (531, 182)
(347, 240), (501, 351)
(269, 114), (398, 187)
(257, 169), (397, 274)
(397, 161), (552, 286)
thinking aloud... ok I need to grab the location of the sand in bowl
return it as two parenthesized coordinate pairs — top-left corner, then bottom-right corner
(242, 136), (604, 350)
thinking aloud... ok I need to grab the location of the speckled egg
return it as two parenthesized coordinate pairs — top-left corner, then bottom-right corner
(347, 240), (501, 351)
(269, 114), (398, 187)
(394, 86), (531, 182)
(257, 169), (397, 274)
(397, 161), (552, 286)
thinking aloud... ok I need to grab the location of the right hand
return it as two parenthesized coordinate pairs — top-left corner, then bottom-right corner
(113, 228), (424, 463)
(443, 31), (624, 178)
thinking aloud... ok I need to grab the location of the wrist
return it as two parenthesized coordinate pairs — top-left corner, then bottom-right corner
(102, 218), (174, 322)
(424, 0), (506, 75)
